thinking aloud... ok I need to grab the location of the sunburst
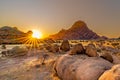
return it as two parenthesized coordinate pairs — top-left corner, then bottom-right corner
(17, 30), (43, 50)
(32, 30), (42, 39)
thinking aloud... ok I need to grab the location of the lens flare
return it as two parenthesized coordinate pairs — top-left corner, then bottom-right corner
(17, 29), (43, 50)
(32, 30), (42, 39)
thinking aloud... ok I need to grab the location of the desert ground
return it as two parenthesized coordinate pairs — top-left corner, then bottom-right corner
(0, 39), (120, 80)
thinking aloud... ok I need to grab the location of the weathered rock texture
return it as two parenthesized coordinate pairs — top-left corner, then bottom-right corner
(54, 54), (113, 80)
(99, 64), (120, 80)
(60, 40), (70, 52)
(1, 46), (28, 57)
(100, 52), (113, 63)
(69, 43), (85, 55)
(85, 44), (98, 57)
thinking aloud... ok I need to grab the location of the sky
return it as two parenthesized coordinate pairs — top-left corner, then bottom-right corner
(0, 0), (120, 38)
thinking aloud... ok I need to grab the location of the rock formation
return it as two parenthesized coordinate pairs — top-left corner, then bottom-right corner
(54, 42), (120, 80)
(54, 54), (113, 80)
(100, 52), (113, 63)
(0, 26), (25, 39)
(60, 40), (70, 52)
(99, 64), (120, 80)
(50, 20), (103, 40)
(1, 46), (28, 57)
(0, 26), (32, 44)
(85, 44), (98, 57)
(69, 43), (85, 55)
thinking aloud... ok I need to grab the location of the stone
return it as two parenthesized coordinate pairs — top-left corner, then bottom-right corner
(69, 43), (85, 55)
(45, 44), (59, 53)
(51, 44), (59, 53)
(99, 64), (120, 80)
(1, 44), (6, 49)
(44, 44), (52, 52)
(54, 54), (113, 80)
(60, 40), (70, 52)
(9, 46), (28, 57)
(85, 44), (98, 57)
(100, 52), (113, 63)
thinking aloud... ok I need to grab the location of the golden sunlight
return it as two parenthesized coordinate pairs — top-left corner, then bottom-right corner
(32, 30), (42, 39)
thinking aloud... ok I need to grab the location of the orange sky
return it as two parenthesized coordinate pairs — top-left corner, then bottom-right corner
(0, 0), (120, 38)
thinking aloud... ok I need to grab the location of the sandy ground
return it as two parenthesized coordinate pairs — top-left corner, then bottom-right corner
(0, 40), (119, 80)
(0, 50), (60, 80)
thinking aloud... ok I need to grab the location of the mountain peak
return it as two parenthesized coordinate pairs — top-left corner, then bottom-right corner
(70, 20), (87, 30)
(49, 20), (105, 40)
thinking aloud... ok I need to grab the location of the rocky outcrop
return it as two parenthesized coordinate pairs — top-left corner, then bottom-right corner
(50, 20), (103, 40)
(85, 44), (98, 57)
(54, 42), (120, 80)
(44, 44), (59, 53)
(0, 26), (32, 44)
(100, 52), (113, 63)
(54, 54), (113, 80)
(0, 26), (25, 39)
(69, 43), (85, 55)
(99, 64), (120, 80)
(60, 40), (70, 52)
(1, 46), (28, 57)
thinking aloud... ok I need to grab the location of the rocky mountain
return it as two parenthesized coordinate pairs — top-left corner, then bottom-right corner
(0, 26), (28, 44)
(0, 26), (25, 39)
(49, 20), (105, 40)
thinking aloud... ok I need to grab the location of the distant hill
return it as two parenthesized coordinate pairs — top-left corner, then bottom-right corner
(49, 20), (107, 40)
(0, 26), (27, 44)
(0, 26), (24, 35)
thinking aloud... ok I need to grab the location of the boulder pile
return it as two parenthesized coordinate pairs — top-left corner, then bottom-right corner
(54, 43), (120, 80)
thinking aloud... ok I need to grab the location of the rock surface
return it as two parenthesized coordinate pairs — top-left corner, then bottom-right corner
(50, 20), (102, 40)
(99, 64), (120, 80)
(100, 52), (113, 63)
(69, 43), (85, 55)
(1, 46), (28, 57)
(85, 44), (98, 57)
(60, 40), (70, 52)
(54, 54), (113, 80)
(0, 26), (32, 44)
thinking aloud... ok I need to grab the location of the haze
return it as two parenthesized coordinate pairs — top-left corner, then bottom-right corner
(0, 0), (120, 38)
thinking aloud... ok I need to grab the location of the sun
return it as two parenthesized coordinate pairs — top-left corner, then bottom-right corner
(32, 30), (42, 39)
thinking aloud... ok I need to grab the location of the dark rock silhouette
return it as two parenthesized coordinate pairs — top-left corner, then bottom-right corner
(50, 20), (105, 40)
